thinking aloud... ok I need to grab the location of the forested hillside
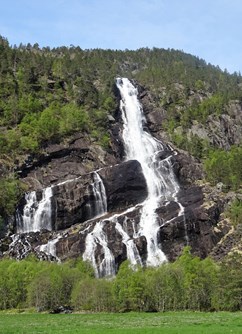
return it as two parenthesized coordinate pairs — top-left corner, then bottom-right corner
(0, 34), (242, 287)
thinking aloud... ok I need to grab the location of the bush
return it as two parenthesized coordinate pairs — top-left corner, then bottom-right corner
(0, 176), (25, 217)
(204, 146), (242, 190)
(226, 199), (242, 226)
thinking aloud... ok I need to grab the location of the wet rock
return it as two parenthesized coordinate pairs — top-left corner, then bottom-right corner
(99, 160), (148, 212)
(16, 160), (148, 232)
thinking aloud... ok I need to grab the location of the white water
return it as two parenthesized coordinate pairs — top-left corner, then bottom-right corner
(83, 201), (143, 277)
(82, 77), (186, 276)
(9, 234), (32, 260)
(15, 170), (108, 261)
(91, 171), (107, 217)
(83, 221), (116, 277)
(14, 77), (186, 274)
(17, 187), (53, 233)
(39, 236), (61, 261)
(115, 217), (142, 266)
(117, 78), (183, 266)
(16, 170), (106, 234)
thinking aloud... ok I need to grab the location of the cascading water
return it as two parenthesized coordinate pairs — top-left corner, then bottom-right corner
(116, 77), (184, 266)
(82, 172), (114, 277)
(39, 236), (61, 261)
(83, 221), (116, 277)
(13, 77), (186, 275)
(82, 77), (186, 276)
(17, 171), (107, 234)
(115, 217), (142, 266)
(16, 186), (53, 233)
(91, 171), (107, 217)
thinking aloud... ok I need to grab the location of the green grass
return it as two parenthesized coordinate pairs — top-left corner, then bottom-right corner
(0, 311), (242, 334)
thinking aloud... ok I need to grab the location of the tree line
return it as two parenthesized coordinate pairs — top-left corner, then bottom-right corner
(1, 247), (242, 313)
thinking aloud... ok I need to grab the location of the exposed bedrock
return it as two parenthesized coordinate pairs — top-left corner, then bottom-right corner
(15, 159), (148, 232)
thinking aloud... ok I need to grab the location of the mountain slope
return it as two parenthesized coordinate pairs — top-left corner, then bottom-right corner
(0, 35), (241, 268)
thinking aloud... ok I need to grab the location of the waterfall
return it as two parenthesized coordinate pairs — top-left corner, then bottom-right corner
(115, 217), (142, 266)
(91, 171), (107, 217)
(16, 186), (53, 233)
(83, 221), (116, 277)
(82, 77), (186, 276)
(16, 171), (106, 234)
(116, 77), (183, 266)
(39, 236), (61, 261)
(13, 77), (186, 275)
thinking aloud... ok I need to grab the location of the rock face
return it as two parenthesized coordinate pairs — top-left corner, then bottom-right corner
(16, 160), (148, 232)
(2, 154), (231, 273)
(3, 171), (230, 270)
(16, 133), (118, 190)
(0, 80), (235, 275)
(99, 160), (148, 212)
(159, 185), (229, 261)
(191, 101), (242, 149)
(53, 159), (147, 230)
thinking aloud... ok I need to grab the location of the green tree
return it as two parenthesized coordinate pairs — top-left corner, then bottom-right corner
(36, 104), (60, 141)
(71, 278), (114, 312)
(214, 253), (242, 311)
(0, 176), (25, 217)
(226, 199), (242, 226)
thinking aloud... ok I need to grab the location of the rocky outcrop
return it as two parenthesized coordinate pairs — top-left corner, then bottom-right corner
(1, 205), (148, 272)
(210, 224), (242, 261)
(16, 133), (118, 190)
(188, 101), (242, 149)
(155, 183), (231, 261)
(173, 151), (204, 185)
(1, 80), (239, 274)
(1, 142), (233, 269)
(52, 160), (148, 230)
(3, 180), (231, 268)
(15, 159), (148, 232)
(99, 160), (148, 211)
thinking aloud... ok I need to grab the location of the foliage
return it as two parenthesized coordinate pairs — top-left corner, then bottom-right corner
(0, 35), (242, 201)
(1, 36), (241, 159)
(1, 246), (242, 313)
(0, 176), (26, 217)
(0, 256), (93, 311)
(225, 199), (242, 226)
(71, 278), (115, 312)
(214, 253), (242, 311)
(204, 146), (242, 190)
(178, 93), (227, 128)
(113, 261), (147, 311)
(170, 132), (210, 159)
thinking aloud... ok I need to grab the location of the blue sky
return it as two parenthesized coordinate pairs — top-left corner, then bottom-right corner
(1, 0), (241, 73)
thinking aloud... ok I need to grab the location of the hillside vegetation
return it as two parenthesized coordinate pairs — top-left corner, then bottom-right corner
(0, 35), (242, 259)
(1, 247), (242, 312)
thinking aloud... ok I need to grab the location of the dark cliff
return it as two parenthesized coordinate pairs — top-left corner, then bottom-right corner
(0, 80), (237, 271)
(0, 42), (241, 272)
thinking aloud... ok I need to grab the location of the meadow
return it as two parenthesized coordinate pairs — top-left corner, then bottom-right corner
(0, 311), (242, 334)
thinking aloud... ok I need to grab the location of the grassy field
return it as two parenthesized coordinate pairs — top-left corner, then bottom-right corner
(0, 311), (242, 334)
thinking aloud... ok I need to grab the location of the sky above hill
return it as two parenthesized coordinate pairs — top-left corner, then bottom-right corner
(1, 0), (241, 73)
